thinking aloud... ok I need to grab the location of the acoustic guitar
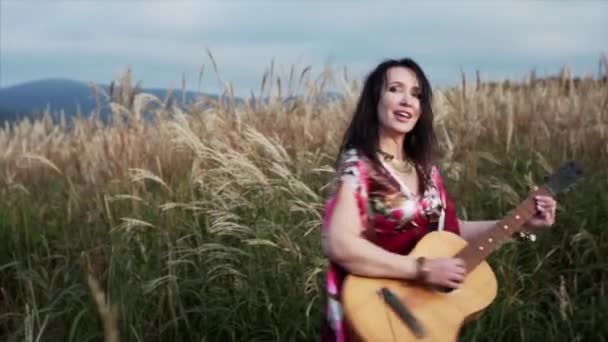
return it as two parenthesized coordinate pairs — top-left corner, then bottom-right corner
(341, 161), (583, 341)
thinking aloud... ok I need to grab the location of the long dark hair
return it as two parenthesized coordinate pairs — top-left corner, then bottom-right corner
(338, 58), (437, 193)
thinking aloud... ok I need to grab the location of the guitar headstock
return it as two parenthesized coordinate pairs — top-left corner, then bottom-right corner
(544, 160), (583, 196)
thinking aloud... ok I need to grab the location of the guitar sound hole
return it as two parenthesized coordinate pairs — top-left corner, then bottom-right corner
(432, 285), (455, 293)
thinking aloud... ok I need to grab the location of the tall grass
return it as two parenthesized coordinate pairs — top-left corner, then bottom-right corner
(0, 59), (607, 341)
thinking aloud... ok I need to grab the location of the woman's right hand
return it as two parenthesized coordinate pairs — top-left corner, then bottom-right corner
(422, 258), (467, 289)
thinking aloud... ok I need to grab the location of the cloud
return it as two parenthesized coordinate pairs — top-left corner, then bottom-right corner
(2, 1), (606, 93)
(4, 2), (225, 35)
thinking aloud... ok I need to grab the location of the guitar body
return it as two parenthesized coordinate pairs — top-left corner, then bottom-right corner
(341, 161), (584, 341)
(342, 231), (498, 341)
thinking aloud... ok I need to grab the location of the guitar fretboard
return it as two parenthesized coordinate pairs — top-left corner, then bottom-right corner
(455, 186), (551, 272)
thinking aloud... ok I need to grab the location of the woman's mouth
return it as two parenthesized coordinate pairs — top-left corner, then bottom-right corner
(393, 110), (412, 122)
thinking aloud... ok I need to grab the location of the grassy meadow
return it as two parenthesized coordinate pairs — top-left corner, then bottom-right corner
(0, 61), (607, 341)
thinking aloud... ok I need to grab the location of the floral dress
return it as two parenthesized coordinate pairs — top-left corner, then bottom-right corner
(320, 148), (461, 342)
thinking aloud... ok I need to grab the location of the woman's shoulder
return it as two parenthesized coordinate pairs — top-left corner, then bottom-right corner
(338, 148), (362, 163)
(330, 148), (373, 192)
(428, 164), (444, 182)
(430, 164), (440, 177)
(336, 148), (371, 171)
(427, 164), (453, 195)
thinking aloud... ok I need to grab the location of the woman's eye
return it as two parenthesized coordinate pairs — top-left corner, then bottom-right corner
(389, 86), (400, 92)
(412, 92), (422, 99)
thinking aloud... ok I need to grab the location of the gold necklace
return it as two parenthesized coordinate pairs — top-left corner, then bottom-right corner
(378, 150), (416, 174)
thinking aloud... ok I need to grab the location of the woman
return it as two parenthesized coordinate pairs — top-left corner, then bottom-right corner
(320, 58), (557, 341)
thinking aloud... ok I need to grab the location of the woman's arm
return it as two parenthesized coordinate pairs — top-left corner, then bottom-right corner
(324, 182), (419, 280)
(457, 194), (558, 241)
(324, 182), (466, 289)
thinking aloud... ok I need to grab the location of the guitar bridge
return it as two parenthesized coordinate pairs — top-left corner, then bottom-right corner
(379, 287), (426, 339)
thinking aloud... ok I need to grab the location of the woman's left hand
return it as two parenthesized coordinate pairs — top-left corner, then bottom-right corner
(525, 195), (557, 229)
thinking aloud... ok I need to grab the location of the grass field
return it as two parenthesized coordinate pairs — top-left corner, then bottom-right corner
(0, 62), (607, 341)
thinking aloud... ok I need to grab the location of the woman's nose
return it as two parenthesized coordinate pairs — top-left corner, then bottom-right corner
(399, 94), (413, 106)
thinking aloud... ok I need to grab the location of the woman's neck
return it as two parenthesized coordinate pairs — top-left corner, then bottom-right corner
(378, 131), (407, 161)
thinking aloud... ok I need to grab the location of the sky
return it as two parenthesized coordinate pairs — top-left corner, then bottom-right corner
(1, 1), (607, 96)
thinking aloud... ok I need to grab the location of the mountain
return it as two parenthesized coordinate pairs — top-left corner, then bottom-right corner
(0, 79), (234, 124)
(0, 79), (97, 121)
(0, 78), (344, 125)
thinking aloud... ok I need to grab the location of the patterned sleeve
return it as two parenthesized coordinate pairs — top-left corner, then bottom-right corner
(323, 149), (371, 234)
(432, 166), (461, 235)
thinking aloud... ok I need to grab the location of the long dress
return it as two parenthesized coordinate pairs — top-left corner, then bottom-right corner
(320, 148), (461, 342)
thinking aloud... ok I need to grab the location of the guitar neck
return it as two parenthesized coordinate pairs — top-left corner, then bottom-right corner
(455, 186), (552, 272)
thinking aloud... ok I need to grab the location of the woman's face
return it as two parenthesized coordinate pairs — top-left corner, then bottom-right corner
(377, 66), (422, 136)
